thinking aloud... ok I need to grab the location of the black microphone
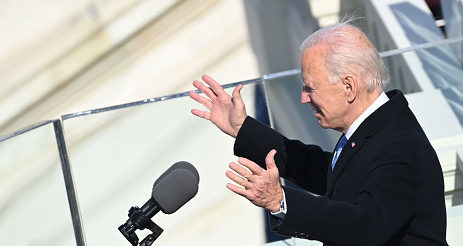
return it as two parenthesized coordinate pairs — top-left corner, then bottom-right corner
(119, 161), (199, 246)
(152, 161), (199, 214)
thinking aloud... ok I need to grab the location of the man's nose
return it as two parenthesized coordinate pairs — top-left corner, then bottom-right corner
(301, 92), (311, 104)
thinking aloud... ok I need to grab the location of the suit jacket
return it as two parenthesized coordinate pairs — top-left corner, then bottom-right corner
(234, 90), (448, 246)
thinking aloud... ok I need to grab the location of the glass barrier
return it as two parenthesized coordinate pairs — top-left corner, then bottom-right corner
(0, 121), (76, 246)
(1, 37), (463, 246)
(381, 37), (463, 94)
(61, 82), (268, 246)
(381, 40), (463, 141)
(59, 39), (463, 245)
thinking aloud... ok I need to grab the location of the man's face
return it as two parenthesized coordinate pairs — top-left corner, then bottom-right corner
(300, 46), (349, 132)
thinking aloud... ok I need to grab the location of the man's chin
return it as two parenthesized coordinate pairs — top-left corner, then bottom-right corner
(317, 121), (329, 129)
(316, 118), (328, 129)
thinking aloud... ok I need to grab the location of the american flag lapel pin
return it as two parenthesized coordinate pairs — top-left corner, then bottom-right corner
(351, 142), (356, 148)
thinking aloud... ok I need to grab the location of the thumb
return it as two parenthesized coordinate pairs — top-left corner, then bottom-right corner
(232, 84), (244, 105)
(265, 149), (277, 170)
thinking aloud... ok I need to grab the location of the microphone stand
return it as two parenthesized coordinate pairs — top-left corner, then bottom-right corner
(119, 198), (164, 246)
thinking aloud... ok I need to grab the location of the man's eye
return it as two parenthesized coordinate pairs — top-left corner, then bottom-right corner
(303, 85), (314, 93)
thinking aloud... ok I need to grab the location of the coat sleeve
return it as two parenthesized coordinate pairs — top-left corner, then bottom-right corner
(234, 116), (331, 195)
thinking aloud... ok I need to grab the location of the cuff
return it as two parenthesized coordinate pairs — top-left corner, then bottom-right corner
(270, 188), (287, 220)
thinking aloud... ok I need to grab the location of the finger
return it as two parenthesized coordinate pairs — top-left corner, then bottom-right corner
(225, 170), (251, 189)
(226, 183), (251, 199)
(202, 75), (227, 97)
(232, 84), (244, 105)
(265, 149), (278, 170)
(193, 80), (217, 100)
(189, 91), (213, 109)
(229, 162), (255, 182)
(237, 157), (263, 175)
(191, 109), (211, 120)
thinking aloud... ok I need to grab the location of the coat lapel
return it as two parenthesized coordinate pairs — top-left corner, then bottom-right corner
(326, 137), (364, 197)
(324, 90), (408, 198)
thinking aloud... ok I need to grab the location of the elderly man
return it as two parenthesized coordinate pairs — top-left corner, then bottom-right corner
(189, 23), (448, 246)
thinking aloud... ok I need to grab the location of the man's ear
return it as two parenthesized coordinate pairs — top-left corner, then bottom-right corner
(343, 74), (357, 103)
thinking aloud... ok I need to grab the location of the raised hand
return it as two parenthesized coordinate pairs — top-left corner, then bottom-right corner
(189, 75), (247, 138)
(226, 150), (283, 212)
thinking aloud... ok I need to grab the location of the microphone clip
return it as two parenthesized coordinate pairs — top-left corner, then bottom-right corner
(118, 206), (164, 246)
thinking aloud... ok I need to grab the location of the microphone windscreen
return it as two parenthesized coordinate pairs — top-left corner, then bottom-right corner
(152, 167), (199, 214)
(153, 161), (199, 188)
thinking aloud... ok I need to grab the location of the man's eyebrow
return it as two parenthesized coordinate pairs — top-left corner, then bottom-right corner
(302, 84), (315, 92)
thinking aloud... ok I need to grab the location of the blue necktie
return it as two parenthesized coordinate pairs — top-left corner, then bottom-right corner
(332, 135), (348, 170)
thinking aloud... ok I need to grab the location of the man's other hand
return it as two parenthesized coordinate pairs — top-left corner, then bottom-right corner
(189, 75), (247, 138)
(226, 149), (283, 212)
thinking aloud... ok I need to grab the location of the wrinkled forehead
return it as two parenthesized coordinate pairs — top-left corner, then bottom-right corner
(301, 43), (328, 68)
(301, 46), (328, 75)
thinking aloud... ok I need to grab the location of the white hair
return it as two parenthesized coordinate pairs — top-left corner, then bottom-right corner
(300, 21), (390, 91)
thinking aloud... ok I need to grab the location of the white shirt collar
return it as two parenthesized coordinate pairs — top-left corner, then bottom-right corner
(345, 92), (389, 139)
